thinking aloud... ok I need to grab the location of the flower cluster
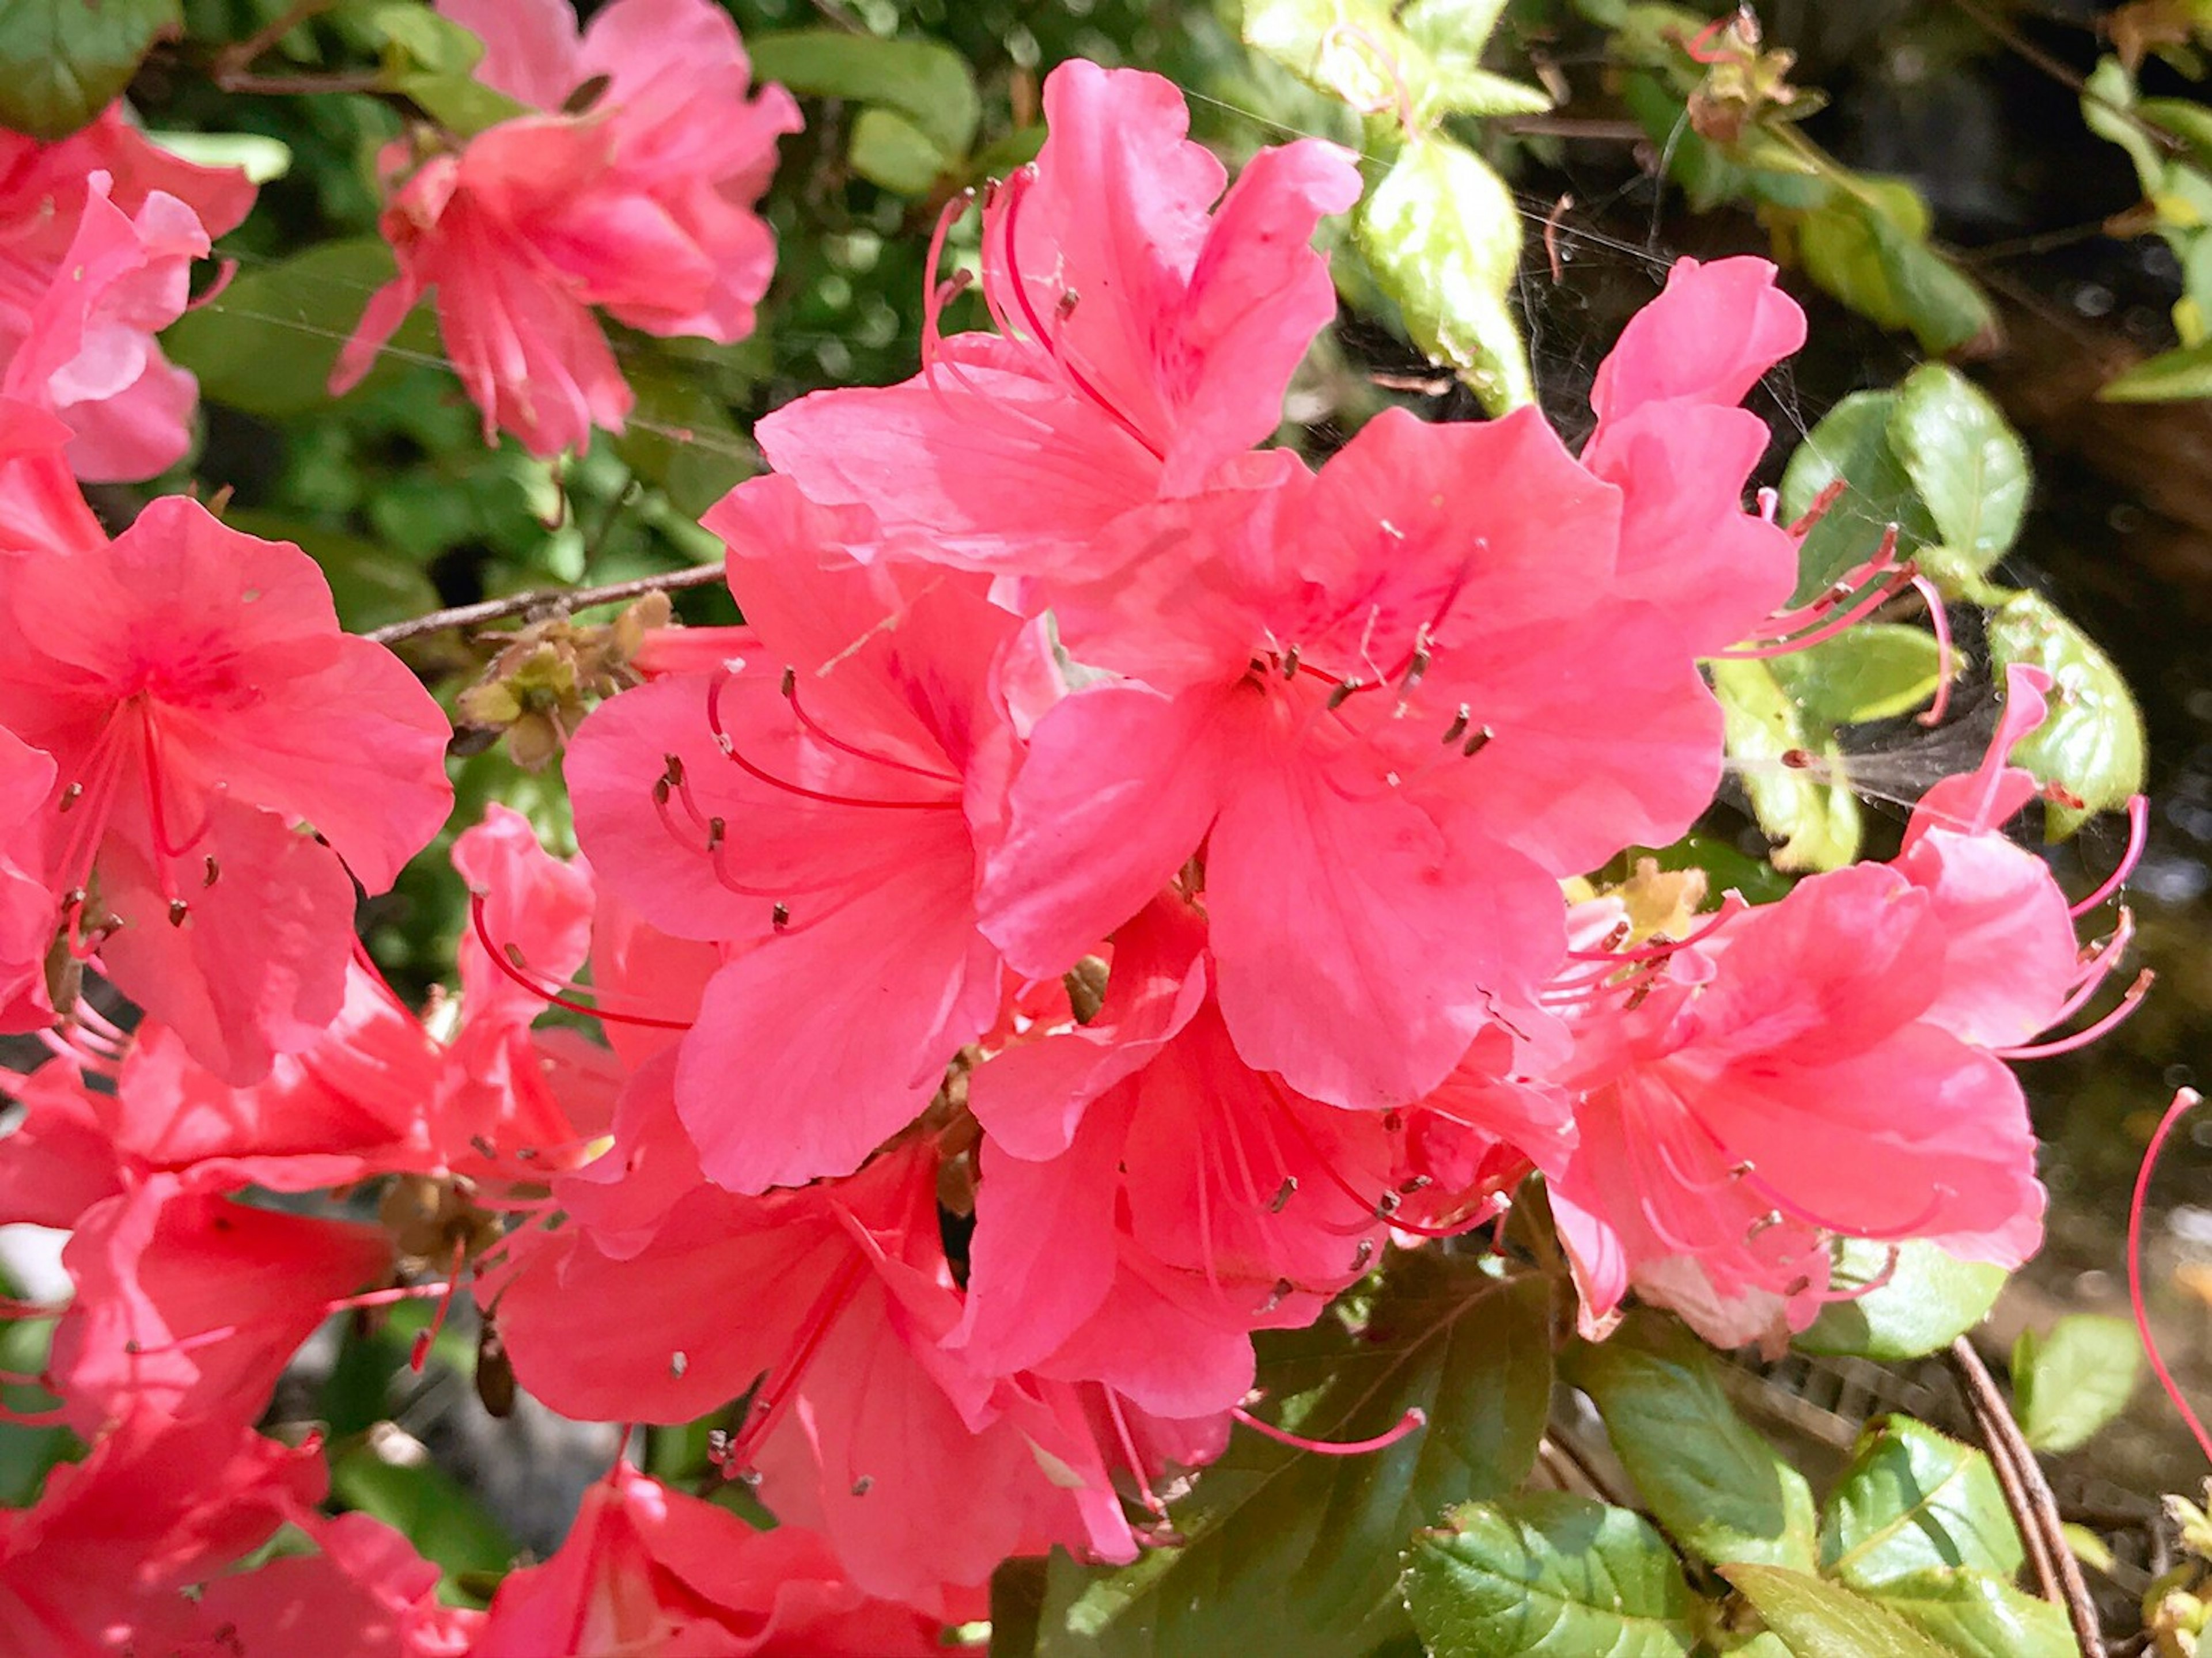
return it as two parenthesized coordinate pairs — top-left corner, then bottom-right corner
(0, 41), (2147, 1657)
(331, 0), (800, 456)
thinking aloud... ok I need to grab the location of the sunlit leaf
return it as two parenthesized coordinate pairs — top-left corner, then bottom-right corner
(1356, 136), (1533, 413)
(1036, 1258), (1552, 1658)
(1779, 181), (1994, 355)
(2012, 1315), (2143, 1454)
(1855, 1566), (2074, 1658)
(1794, 1240), (2006, 1362)
(1888, 364), (2031, 583)
(849, 107), (952, 195)
(1765, 624), (1945, 728)
(1819, 1417), (2024, 1587)
(1406, 1491), (1700, 1657)
(1986, 591), (2146, 836)
(1775, 390), (1937, 604)
(1243, 0), (1548, 126)
(1710, 658), (1862, 872)
(1722, 1564), (1950, 1658)
(2099, 337), (2212, 401)
(1564, 1311), (1819, 1572)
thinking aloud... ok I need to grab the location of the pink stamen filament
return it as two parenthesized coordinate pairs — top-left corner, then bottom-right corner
(783, 675), (962, 786)
(2071, 794), (2150, 917)
(1674, 1096), (1953, 1242)
(726, 1255), (869, 1474)
(1230, 1403), (1427, 1456)
(1806, 1243), (1903, 1305)
(410, 1239), (468, 1372)
(1909, 574), (1955, 728)
(706, 673), (958, 813)
(468, 893), (692, 1030)
(1101, 1388), (1166, 1517)
(2044, 912), (2136, 1027)
(1564, 896), (1741, 964)
(2128, 1088), (2212, 1466)
(1995, 969), (2154, 1060)
(1785, 478), (1848, 537)
(1713, 557), (1916, 661)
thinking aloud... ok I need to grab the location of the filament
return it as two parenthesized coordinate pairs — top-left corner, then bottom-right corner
(2129, 1088), (2212, 1465)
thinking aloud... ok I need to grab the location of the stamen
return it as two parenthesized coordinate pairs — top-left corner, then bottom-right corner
(1461, 725), (1494, 759)
(1807, 1243), (1902, 1304)
(1230, 1402), (1426, 1456)
(706, 672), (958, 813)
(2071, 794), (2149, 917)
(1910, 574), (1954, 728)
(409, 1239), (469, 1374)
(2128, 1088), (2212, 1465)
(1101, 1387), (1165, 1517)
(1441, 705), (1470, 746)
(1784, 477), (1847, 537)
(1562, 896), (1741, 964)
(725, 1255), (870, 1474)
(468, 893), (691, 1030)
(782, 673), (963, 785)
(1995, 969), (2154, 1060)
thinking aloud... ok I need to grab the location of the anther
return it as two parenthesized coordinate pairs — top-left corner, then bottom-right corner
(1056, 289), (1080, 320)
(1351, 1239), (1375, 1271)
(56, 782), (82, 813)
(1270, 1177), (1297, 1214)
(1327, 678), (1364, 711)
(1281, 645), (1301, 680)
(779, 666), (796, 698)
(1401, 644), (1431, 695)
(664, 753), (686, 787)
(1441, 705), (1470, 745)
(168, 900), (188, 927)
(852, 1475), (874, 1496)
(670, 1351), (688, 1379)
(202, 856), (219, 887)
(1745, 1209), (1785, 1242)
(1460, 725), (1494, 758)
(706, 816), (726, 851)
(771, 902), (790, 931)
(1781, 748), (1815, 769)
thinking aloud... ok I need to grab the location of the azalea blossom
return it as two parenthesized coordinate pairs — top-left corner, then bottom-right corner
(0, 499), (452, 1082)
(332, 0), (800, 454)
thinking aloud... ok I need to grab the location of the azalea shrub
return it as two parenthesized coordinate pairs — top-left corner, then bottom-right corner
(0, 0), (2190, 1654)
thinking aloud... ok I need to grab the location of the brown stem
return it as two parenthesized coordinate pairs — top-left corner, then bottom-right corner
(212, 0), (342, 82)
(1949, 1338), (2105, 1656)
(366, 563), (727, 647)
(1949, 0), (2187, 158)
(213, 71), (389, 96)
(1495, 116), (1648, 141)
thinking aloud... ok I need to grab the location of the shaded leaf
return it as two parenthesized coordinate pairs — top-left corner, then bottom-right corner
(1711, 658), (1862, 872)
(1795, 1240), (2006, 1362)
(1244, 0), (1549, 125)
(1766, 624), (1945, 728)
(1036, 1258), (1552, 1658)
(1722, 1564), (1950, 1658)
(747, 29), (979, 160)
(2012, 1315), (2143, 1454)
(1888, 364), (2031, 582)
(0, 0), (180, 139)
(1987, 591), (2146, 836)
(1563, 1311), (1818, 1572)
(1856, 1566), (2074, 1658)
(1357, 136), (1532, 413)
(849, 106), (951, 195)
(1406, 1490), (1700, 1658)
(1820, 1417), (2024, 1588)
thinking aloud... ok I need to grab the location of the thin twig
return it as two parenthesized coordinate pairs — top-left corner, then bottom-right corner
(366, 563), (726, 647)
(211, 0), (339, 80)
(1495, 116), (1649, 141)
(1949, 0), (2187, 158)
(1949, 1338), (2105, 1656)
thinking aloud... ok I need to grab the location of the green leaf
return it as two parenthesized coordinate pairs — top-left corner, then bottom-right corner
(2099, 337), (2212, 401)
(1244, 0), (1549, 126)
(1722, 1564), (1950, 1658)
(1563, 1312), (1817, 1572)
(746, 29), (978, 161)
(1795, 1240), (2007, 1362)
(146, 130), (292, 183)
(849, 106), (952, 195)
(0, 0), (181, 139)
(1766, 624), (1945, 727)
(1986, 591), (2146, 836)
(2012, 1315), (2143, 1454)
(367, 0), (531, 138)
(332, 1434), (516, 1602)
(1406, 1491), (1700, 1658)
(1888, 365), (2031, 582)
(1820, 1417), (2024, 1588)
(1356, 136), (1532, 413)
(164, 237), (444, 418)
(1781, 182), (1994, 355)
(1710, 658), (1862, 872)
(1855, 1567), (2074, 1658)
(1776, 390), (1938, 604)
(1036, 1257), (1552, 1658)
(221, 510), (438, 633)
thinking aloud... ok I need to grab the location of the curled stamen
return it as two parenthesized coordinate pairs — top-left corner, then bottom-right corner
(2071, 794), (2150, 917)
(1715, 550), (1916, 661)
(706, 673), (957, 813)
(1808, 1243), (1902, 1304)
(2129, 1088), (2212, 1465)
(1230, 1403), (1426, 1456)
(1785, 477), (1847, 537)
(1910, 574), (1955, 728)
(2047, 910), (2136, 1026)
(1101, 1388), (1166, 1517)
(782, 673), (963, 786)
(1995, 969), (2154, 1060)
(468, 893), (691, 1030)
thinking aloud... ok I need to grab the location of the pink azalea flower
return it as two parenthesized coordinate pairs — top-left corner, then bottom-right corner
(475, 1467), (955, 1656)
(0, 725), (55, 1031)
(979, 405), (1728, 1106)
(568, 478), (1030, 1192)
(756, 59), (1360, 571)
(0, 401), (105, 558)
(0, 109), (255, 482)
(0, 499), (452, 1083)
(332, 0), (800, 454)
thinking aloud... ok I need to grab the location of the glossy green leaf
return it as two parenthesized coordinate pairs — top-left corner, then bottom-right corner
(164, 237), (444, 418)
(1357, 136), (1532, 413)
(1036, 1258), (1552, 1658)
(369, 0), (530, 137)
(0, 0), (180, 138)
(1563, 1311), (1818, 1572)
(2012, 1315), (2143, 1454)
(1244, 0), (1548, 126)
(1722, 1565), (1950, 1658)
(221, 510), (438, 633)
(1711, 658), (1862, 872)
(1888, 364), (2031, 581)
(1820, 1417), (2024, 1588)
(747, 29), (978, 161)
(849, 107), (951, 195)
(332, 1436), (516, 1602)
(1795, 1240), (2006, 1362)
(1856, 1567), (2074, 1658)
(1987, 591), (2146, 836)
(1776, 390), (1937, 604)
(1766, 624), (1945, 728)
(1406, 1491), (1700, 1658)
